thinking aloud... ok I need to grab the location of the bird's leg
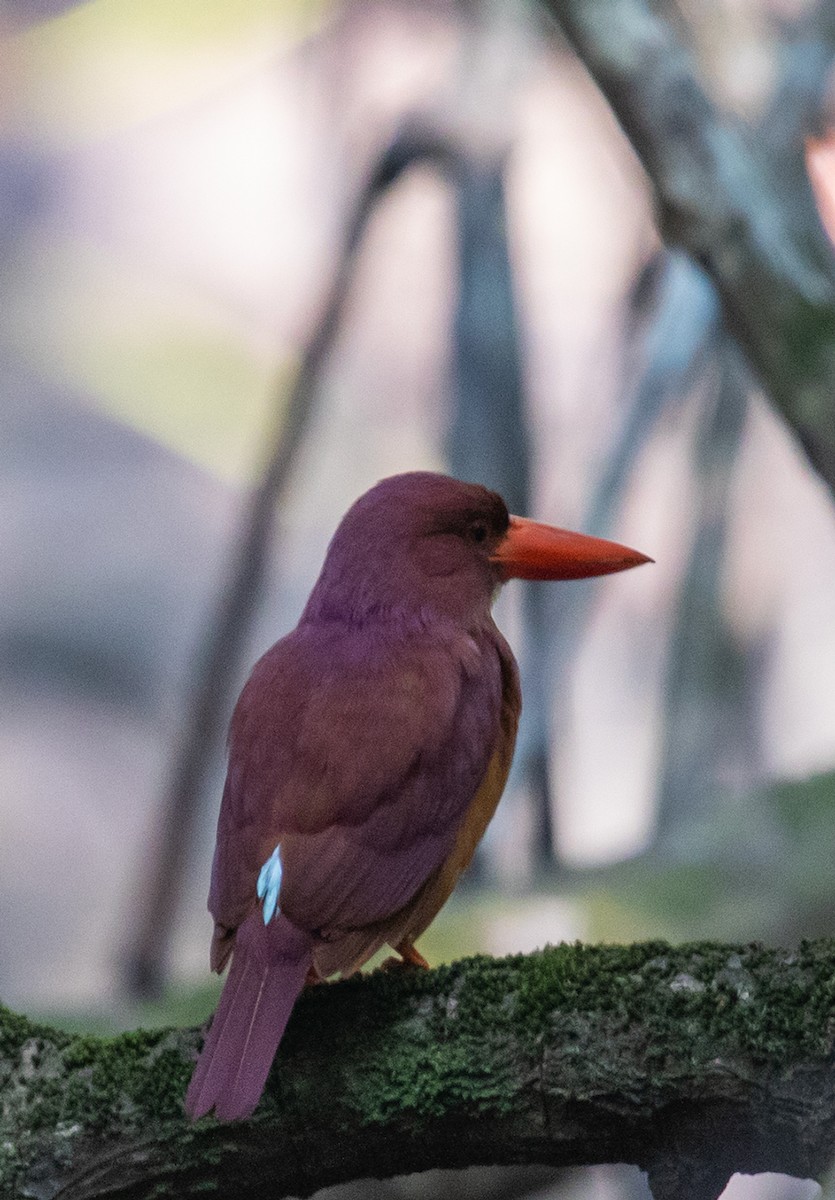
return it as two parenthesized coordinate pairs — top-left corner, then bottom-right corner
(380, 941), (430, 971)
(256, 845), (283, 924)
(395, 940), (430, 970)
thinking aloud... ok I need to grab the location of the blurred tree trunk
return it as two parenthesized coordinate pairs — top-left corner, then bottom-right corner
(540, 252), (721, 871)
(448, 154), (556, 872)
(448, 159), (529, 516)
(655, 347), (754, 845)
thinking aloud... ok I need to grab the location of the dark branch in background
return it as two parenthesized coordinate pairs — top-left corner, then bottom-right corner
(539, 251), (721, 825)
(6, 941), (835, 1200)
(541, 0), (835, 499)
(585, 252), (719, 543)
(655, 344), (753, 845)
(123, 124), (463, 999)
(448, 156), (529, 518)
(3, 0), (87, 31)
(446, 154), (557, 871)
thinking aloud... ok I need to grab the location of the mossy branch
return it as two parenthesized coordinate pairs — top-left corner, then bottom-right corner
(4, 941), (835, 1200)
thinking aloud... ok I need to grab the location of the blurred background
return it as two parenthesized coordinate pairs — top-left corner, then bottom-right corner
(2, 0), (835, 1197)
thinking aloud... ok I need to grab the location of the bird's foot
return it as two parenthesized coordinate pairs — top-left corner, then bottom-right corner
(397, 940), (430, 969)
(304, 967), (324, 987)
(380, 940), (430, 972)
(256, 845), (283, 924)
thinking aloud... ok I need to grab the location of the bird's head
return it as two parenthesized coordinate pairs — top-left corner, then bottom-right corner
(302, 472), (651, 629)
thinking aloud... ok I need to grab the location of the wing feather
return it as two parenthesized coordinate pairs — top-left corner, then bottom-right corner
(209, 619), (511, 966)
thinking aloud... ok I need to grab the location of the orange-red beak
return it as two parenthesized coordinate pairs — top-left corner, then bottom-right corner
(490, 515), (653, 582)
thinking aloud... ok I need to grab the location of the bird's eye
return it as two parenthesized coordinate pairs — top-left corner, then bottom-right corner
(469, 521), (489, 544)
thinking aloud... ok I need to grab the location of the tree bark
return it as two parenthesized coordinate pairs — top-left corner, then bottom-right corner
(541, 0), (835, 500)
(4, 940), (835, 1200)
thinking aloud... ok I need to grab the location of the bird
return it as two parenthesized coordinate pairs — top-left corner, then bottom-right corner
(185, 471), (651, 1121)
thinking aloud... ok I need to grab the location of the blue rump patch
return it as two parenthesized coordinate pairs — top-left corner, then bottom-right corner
(256, 845), (283, 925)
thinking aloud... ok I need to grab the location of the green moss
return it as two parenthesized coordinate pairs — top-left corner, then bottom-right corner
(391, 943), (831, 1118)
(265, 939), (835, 1133)
(0, 1004), (199, 1195)
(4, 941), (835, 1195)
(508, 940), (835, 1064)
(0, 1004), (71, 1058)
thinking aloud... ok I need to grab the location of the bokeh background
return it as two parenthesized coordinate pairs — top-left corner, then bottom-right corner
(3, 1), (835, 1197)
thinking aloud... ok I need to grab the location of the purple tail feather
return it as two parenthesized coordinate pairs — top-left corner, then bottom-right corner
(186, 910), (312, 1121)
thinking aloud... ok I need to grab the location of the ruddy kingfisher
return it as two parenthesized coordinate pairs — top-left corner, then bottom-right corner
(186, 471), (651, 1121)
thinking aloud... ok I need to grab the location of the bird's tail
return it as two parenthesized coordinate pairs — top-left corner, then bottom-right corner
(185, 910), (313, 1122)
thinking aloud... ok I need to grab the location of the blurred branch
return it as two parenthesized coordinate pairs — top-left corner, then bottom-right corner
(123, 124), (463, 999)
(6, 941), (835, 1200)
(3, 0), (88, 31)
(448, 155), (529, 519)
(541, 0), (835, 500)
(447, 152), (559, 870)
(443, 2), (555, 873)
(586, 251), (719, 541)
(655, 344), (752, 844)
(540, 251), (720, 807)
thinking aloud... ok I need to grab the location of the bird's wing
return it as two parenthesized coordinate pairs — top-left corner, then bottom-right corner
(208, 621), (506, 952)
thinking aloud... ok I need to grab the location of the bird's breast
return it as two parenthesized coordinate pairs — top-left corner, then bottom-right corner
(381, 625), (521, 945)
